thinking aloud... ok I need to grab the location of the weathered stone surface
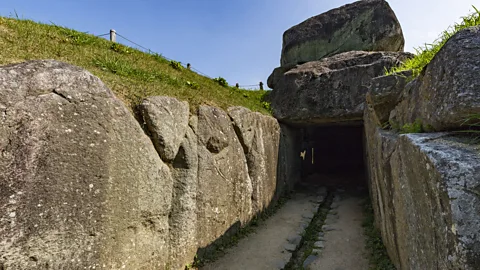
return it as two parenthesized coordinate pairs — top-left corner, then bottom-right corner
(270, 51), (411, 124)
(275, 123), (302, 201)
(267, 64), (296, 89)
(169, 127), (198, 269)
(366, 70), (413, 127)
(281, 0), (404, 66)
(196, 105), (253, 248)
(390, 26), (480, 131)
(0, 60), (173, 269)
(365, 108), (480, 269)
(228, 106), (280, 213)
(139, 96), (190, 162)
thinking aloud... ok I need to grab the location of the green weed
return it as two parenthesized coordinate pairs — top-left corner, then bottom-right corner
(110, 43), (131, 54)
(186, 81), (200, 89)
(213, 77), (228, 87)
(362, 199), (396, 270)
(53, 23), (97, 45)
(457, 113), (480, 143)
(169, 60), (182, 70)
(387, 6), (480, 77)
(400, 119), (424, 134)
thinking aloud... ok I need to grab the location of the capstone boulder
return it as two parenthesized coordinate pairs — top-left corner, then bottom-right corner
(281, 0), (404, 66)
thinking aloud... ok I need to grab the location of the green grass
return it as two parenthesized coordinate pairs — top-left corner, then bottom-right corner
(362, 199), (396, 270)
(0, 16), (271, 114)
(458, 113), (480, 143)
(387, 6), (480, 77)
(399, 119), (424, 134)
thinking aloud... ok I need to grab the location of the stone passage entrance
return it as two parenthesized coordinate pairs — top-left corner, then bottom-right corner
(298, 124), (367, 188)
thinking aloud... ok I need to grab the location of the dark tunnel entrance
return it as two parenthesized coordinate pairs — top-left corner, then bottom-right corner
(297, 124), (367, 189)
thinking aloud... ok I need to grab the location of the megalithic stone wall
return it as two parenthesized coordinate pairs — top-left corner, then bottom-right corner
(364, 26), (480, 270)
(0, 60), (286, 270)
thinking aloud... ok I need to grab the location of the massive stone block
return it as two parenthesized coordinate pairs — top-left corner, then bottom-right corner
(365, 70), (412, 127)
(390, 26), (480, 131)
(0, 60), (173, 269)
(275, 123), (302, 201)
(228, 106), (280, 214)
(196, 105), (253, 248)
(280, 0), (404, 66)
(269, 51), (411, 125)
(169, 126), (198, 270)
(139, 96), (190, 162)
(365, 108), (480, 269)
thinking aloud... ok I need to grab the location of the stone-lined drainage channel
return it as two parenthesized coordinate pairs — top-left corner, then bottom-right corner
(202, 189), (328, 270)
(283, 191), (334, 269)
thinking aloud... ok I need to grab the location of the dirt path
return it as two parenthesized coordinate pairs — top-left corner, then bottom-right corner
(308, 192), (369, 270)
(201, 189), (326, 270)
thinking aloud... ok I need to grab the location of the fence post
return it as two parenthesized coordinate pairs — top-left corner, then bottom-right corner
(110, 29), (116, 42)
(187, 63), (191, 70)
(259, 81), (264, 90)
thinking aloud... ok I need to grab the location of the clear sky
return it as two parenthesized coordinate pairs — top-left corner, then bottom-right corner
(0, 1), (476, 88)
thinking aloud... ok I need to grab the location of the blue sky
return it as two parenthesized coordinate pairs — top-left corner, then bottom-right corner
(0, 0), (476, 88)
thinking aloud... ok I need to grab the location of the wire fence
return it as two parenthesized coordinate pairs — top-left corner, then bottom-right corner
(96, 29), (266, 90)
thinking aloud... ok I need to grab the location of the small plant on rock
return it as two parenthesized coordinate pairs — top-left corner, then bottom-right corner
(400, 119), (424, 134)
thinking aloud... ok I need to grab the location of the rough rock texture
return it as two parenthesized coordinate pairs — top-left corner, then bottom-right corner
(196, 105), (253, 248)
(270, 51), (411, 124)
(168, 127), (198, 269)
(139, 96), (190, 162)
(365, 70), (413, 127)
(275, 123), (302, 201)
(0, 60), (287, 269)
(228, 106), (281, 213)
(0, 60), (173, 269)
(280, 0), (404, 66)
(365, 108), (480, 269)
(390, 26), (480, 131)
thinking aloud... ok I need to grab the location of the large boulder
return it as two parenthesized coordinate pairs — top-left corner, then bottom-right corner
(390, 26), (480, 131)
(365, 70), (413, 127)
(365, 108), (480, 269)
(196, 105), (253, 248)
(139, 96), (190, 162)
(270, 51), (411, 125)
(280, 0), (404, 66)
(228, 106), (280, 213)
(0, 60), (173, 269)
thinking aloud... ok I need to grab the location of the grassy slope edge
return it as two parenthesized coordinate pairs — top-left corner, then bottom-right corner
(0, 17), (271, 114)
(388, 6), (480, 77)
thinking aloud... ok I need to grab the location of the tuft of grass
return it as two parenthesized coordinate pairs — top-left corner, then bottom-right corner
(0, 16), (270, 114)
(387, 6), (480, 77)
(399, 119), (424, 134)
(362, 199), (396, 270)
(213, 77), (228, 87)
(457, 113), (480, 143)
(169, 60), (182, 70)
(110, 43), (131, 54)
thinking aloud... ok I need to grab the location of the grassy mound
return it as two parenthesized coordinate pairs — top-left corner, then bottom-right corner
(0, 17), (271, 114)
(388, 6), (480, 77)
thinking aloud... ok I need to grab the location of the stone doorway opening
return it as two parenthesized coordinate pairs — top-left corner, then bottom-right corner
(298, 124), (367, 189)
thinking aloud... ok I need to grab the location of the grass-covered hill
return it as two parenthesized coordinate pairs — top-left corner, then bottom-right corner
(0, 17), (271, 114)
